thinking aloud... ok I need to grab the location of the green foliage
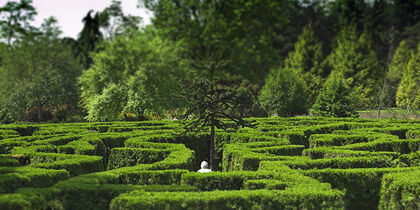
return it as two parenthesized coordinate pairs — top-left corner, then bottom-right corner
(0, 117), (418, 209)
(259, 67), (308, 116)
(107, 148), (170, 170)
(285, 25), (326, 106)
(0, 166), (69, 193)
(140, 0), (288, 83)
(385, 40), (413, 107)
(327, 26), (382, 109)
(0, 0), (37, 45)
(110, 189), (344, 210)
(0, 30), (81, 123)
(379, 170), (420, 210)
(310, 77), (358, 117)
(303, 167), (418, 210)
(396, 43), (420, 110)
(79, 30), (190, 121)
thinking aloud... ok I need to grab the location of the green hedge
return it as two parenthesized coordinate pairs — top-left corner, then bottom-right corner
(243, 179), (288, 190)
(29, 153), (104, 176)
(251, 145), (304, 156)
(110, 189), (344, 210)
(397, 151), (420, 167)
(302, 167), (420, 210)
(282, 155), (394, 170)
(0, 166), (68, 193)
(181, 171), (275, 191)
(303, 147), (399, 159)
(379, 170), (420, 210)
(407, 129), (420, 139)
(72, 168), (189, 186)
(107, 148), (170, 170)
(341, 139), (420, 154)
(308, 132), (396, 148)
(0, 155), (20, 166)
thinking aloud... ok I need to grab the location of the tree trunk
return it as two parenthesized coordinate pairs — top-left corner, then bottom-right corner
(210, 119), (215, 171)
(37, 99), (44, 122)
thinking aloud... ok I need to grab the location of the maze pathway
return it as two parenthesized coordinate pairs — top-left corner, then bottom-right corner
(0, 117), (418, 209)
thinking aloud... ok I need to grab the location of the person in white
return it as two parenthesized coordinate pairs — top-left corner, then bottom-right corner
(197, 161), (212, 173)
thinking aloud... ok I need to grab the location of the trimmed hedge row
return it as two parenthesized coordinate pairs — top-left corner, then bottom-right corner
(110, 189), (344, 210)
(379, 170), (420, 210)
(302, 167), (420, 210)
(29, 153), (104, 176)
(0, 117), (418, 210)
(0, 166), (68, 193)
(107, 148), (170, 170)
(282, 155), (394, 170)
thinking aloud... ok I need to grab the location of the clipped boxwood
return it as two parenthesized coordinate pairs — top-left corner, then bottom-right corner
(110, 189), (344, 210)
(107, 148), (170, 170)
(379, 170), (420, 210)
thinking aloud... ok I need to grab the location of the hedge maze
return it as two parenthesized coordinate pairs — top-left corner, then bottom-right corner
(0, 117), (419, 209)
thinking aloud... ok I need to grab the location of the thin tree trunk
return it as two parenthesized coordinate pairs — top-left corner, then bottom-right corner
(37, 99), (44, 122)
(210, 118), (215, 171)
(377, 34), (397, 118)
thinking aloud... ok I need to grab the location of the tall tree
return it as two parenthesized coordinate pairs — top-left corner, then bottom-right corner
(79, 29), (190, 121)
(180, 79), (251, 170)
(77, 10), (103, 69)
(0, 0), (37, 46)
(99, 0), (142, 41)
(384, 40), (413, 107)
(396, 43), (420, 111)
(0, 19), (81, 122)
(139, 0), (294, 84)
(327, 26), (382, 109)
(284, 25), (326, 106)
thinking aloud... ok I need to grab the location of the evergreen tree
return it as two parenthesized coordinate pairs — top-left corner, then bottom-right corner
(77, 10), (103, 69)
(258, 67), (308, 117)
(310, 76), (357, 118)
(327, 26), (382, 109)
(284, 25), (325, 107)
(396, 43), (420, 110)
(385, 40), (413, 107)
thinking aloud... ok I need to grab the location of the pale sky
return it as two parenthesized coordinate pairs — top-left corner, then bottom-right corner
(1, 0), (153, 38)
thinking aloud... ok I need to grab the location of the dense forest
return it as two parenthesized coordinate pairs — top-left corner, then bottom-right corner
(0, 0), (419, 123)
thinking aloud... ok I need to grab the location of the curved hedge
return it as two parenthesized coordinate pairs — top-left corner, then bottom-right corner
(0, 117), (418, 209)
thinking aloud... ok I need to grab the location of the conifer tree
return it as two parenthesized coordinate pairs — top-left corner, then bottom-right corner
(385, 40), (413, 107)
(310, 76), (357, 117)
(327, 26), (382, 109)
(284, 26), (326, 106)
(396, 43), (420, 110)
(258, 67), (308, 117)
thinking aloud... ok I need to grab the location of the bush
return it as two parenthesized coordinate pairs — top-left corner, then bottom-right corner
(259, 67), (308, 117)
(0, 166), (68, 193)
(302, 167), (418, 210)
(181, 171), (275, 191)
(110, 189), (344, 210)
(107, 148), (170, 170)
(310, 77), (357, 117)
(379, 170), (420, 210)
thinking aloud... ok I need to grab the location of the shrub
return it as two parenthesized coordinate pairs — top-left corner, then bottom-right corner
(110, 189), (344, 210)
(379, 170), (420, 210)
(302, 167), (418, 210)
(310, 77), (357, 117)
(259, 67), (308, 117)
(107, 148), (170, 170)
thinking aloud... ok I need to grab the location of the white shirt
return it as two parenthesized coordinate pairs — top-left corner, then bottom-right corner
(197, 168), (212, 173)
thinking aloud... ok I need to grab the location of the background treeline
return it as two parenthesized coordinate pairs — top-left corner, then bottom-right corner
(0, 0), (419, 123)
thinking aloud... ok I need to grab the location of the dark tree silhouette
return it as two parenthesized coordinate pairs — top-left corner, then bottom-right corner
(180, 79), (253, 170)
